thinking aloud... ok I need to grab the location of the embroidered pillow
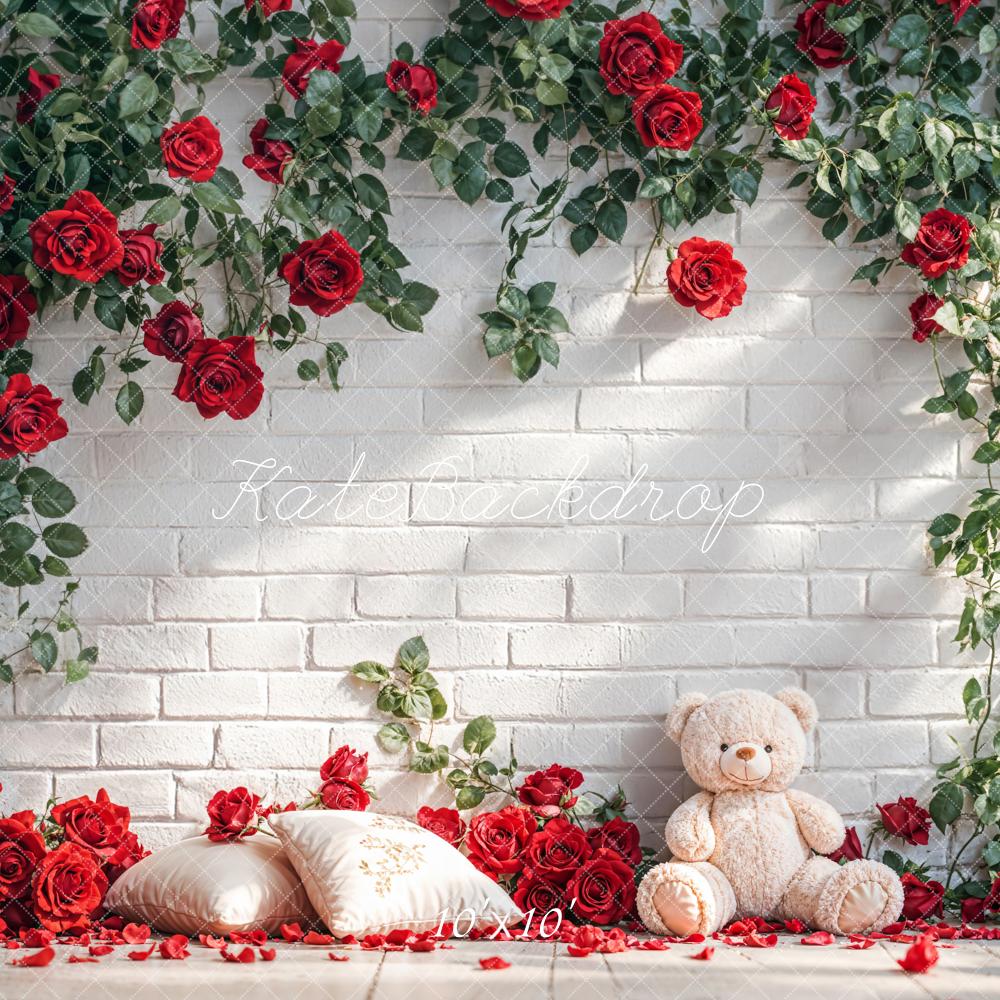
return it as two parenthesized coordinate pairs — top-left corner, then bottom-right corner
(104, 834), (316, 935)
(268, 810), (523, 937)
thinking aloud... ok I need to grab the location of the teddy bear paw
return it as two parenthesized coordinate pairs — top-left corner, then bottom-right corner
(816, 859), (903, 935)
(637, 863), (722, 937)
(837, 881), (888, 934)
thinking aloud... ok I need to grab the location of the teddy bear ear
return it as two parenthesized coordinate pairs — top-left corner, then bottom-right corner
(776, 687), (818, 733)
(665, 692), (708, 744)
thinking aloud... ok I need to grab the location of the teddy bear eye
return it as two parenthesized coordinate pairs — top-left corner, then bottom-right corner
(720, 743), (729, 751)
(765, 745), (773, 753)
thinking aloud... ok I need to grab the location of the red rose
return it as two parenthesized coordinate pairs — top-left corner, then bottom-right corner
(795, 0), (853, 69)
(32, 843), (108, 933)
(173, 336), (264, 420)
(586, 817), (641, 865)
(16, 67), (60, 124)
(877, 796), (931, 846)
(0, 813), (46, 904)
(524, 817), (592, 884)
(765, 73), (816, 141)
(599, 14), (682, 97)
(104, 831), (150, 886)
(160, 116), (223, 182)
(667, 237), (747, 319)
(901, 873), (944, 921)
(937, 0), (979, 23)
(205, 787), (262, 842)
(319, 778), (370, 811)
(416, 806), (466, 846)
(901, 208), (972, 279)
(131, 0), (185, 50)
(142, 301), (203, 362)
(517, 764), (584, 817)
(386, 61), (438, 115)
(484, 0), (573, 19)
(245, 0), (292, 15)
(282, 38), (345, 99)
(466, 806), (536, 878)
(50, 789), (130, 860)
(116, 225), (164, 288)
(243, 119), (294, 184)
(631, 84), (703, 150)
(0, 174), (14, 214)
(909, 293), (945, 343)
(321, 746), (369, 783)
(0, 274), (37, 351)
(280, 230), (364, 317)
(565, 848), (636, 925)
(827, 826), (863, 863)
(29, 190), (123, 283)
(0, 374), (68, 460)
(512, 874), (565, 915)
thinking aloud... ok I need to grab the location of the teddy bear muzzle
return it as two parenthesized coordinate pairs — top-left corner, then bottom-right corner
(719, 741), (772, 784)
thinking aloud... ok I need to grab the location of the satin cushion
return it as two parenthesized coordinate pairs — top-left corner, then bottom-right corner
(104, 834), (316, 935)
(268, 809), (523, 938)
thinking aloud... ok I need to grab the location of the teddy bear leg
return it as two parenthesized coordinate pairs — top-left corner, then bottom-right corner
(782, 856), (903, 935)
(637, 861), (736, 937)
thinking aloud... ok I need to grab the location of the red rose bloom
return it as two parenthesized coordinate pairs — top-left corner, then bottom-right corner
(386, 61), (438, 115)
(0, 374), (68, 460)
(205, 787), (262, 842)
(765, 73), (816, 141)
(116, 225), (165, 288)
(909, 293), (945, 343)
(321, 746), (369, 784)
(282, 38), (345, 99)
(631, 84), (703, 150)
(280, 230), (364, 317)
(587, 817), (641, 865)
(29, 190), (123, 283)
(16, 67), (61, 124)
(32, 843), (108, 933)
(466, 806), (536, 878)
(104, 831), (150, 885)
(877, 796), (932, 846)
(795, 0), (853, 69)
(524, 817), (592, 884)
(51, 789), (131, 860)
(0, 174), (14, 214)
(131, 0), (185, 50)
(0, 274), (37, 351)
(517, 764), (584, 817)
(937, 0), (979, 23)
(599, 14), (682, 96)
(243, 119), (294, 184)
(142, 301), (203, 362)
(319, 778), (370, 811)
(901, 873), (944, 921)
(160, 116), (223, 182)
(173, 337), (264, 420)
(566, 848), (636, 925)
(512, 874), (565, 915)
(901, 209), (972, 279)
(416, 806), (466, 846)
(0, 813), (46, 904)
(245, 0), (292, 15)
(484, 0), (573, 19)
(827, 826), (863, 863)
(667, 237), (747, 319)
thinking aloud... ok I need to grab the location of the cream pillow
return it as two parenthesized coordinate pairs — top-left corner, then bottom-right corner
(104, 834), (316, 935)
(268, 810), (523, 937)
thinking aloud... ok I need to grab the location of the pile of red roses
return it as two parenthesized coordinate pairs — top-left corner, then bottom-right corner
(0, 789), (147, 935)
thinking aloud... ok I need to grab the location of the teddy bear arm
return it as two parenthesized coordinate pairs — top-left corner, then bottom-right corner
(786, 789), (846, 855)
(664, 791), (716, 862)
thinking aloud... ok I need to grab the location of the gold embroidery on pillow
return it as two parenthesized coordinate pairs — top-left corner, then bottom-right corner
(358, 835), (426, 896)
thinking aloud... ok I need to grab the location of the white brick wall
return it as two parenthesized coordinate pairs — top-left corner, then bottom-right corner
(0, 2), (980, 863)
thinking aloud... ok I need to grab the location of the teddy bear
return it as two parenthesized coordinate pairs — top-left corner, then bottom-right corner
(636, 688), (903, 937)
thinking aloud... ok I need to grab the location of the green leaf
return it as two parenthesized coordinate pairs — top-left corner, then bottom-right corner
(0, 481), (24, 518)
(65, 660), (90, 683)
(894, 200), (921, 240)
(410, 742), (449, 773)
(535, 79), (568, 106)
(143, 196), (183, 225)
(929, 783), (963, 832)
(727, 169), (759, 206)
(94, 295), (126, 333)
(887, 13), (928, 49)
(352, 660), (390, 683)
(595, 200), (627, 243)
(455, 785), (486, 810)
(484, 326), (520, 358)
(462, 715), (497, 755)
(325, 342), (347, 390)
(973, 441), (1000, 464)
(493, 141), (530, 178)
(119, 73), (158, 119)
(42, 555), (71, 577)
(31, 481), (76, 519)
(0, 523), (35, 553)
(115, 382), (144, 425)
(377, 722), (411, 752)
(297, 359), (320, 381)
(923, 120), (955, 161)
(570, 224), (598, 255)
(928, 513), (960, 536)
(15, 12), (62, 36)
(354, 174), (389, 212)
(398, 636), (430, 674)
(41, 523), (88, 558)
(0, 662), (12, 684)
(191, 182), (242, 215)
(353, 104), (383, 143)
(31, 633), (58, 672)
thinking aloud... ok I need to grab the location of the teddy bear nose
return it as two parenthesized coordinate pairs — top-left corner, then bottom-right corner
(736, 747), (756, 761)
